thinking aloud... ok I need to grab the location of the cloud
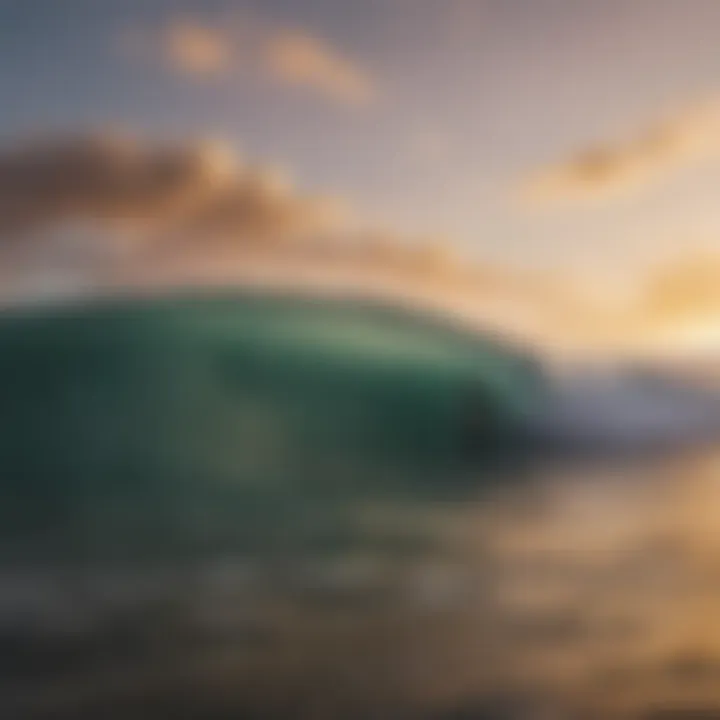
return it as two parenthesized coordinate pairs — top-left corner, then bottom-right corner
(0, 133), (483, 284)
(0, 132), (580, 352)
(615, 253), (720, 355)
(0, 133), (346, 263)
(3, 134), (702, 358)
(142, 16), (376, 107)
(642, 254), (720, 320)
(161, 20), (232, 76)
(547, 252), (720, 359)
(521, 100), (720, 206)
(262, 30), (374, 107)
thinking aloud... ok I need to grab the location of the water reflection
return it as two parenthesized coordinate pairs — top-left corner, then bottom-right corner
(6, 449), (720, 718)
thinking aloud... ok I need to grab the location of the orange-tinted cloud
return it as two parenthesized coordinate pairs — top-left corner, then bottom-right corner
(642, 254), (720, 319)
(140, 16), (376, 107)
(6, 135), (710, 357)
(0, 134), (346, 251)
(162, 20), (233, 75)
(616, 253), (720, 355)
(263, 30), (374, 107)
(551, 252), (720, 358)
(521, 100), (720, 206)
(0, 133), (580, 350)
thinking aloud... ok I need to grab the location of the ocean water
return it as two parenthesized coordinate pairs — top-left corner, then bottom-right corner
(4, 448), (720, 719)
(3, 294), (720, 718)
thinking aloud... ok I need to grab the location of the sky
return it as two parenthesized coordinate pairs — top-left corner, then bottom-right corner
(4, 0), (720, 354)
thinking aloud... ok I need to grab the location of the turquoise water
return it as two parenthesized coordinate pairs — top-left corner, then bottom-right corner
(0, 292), (541, 567)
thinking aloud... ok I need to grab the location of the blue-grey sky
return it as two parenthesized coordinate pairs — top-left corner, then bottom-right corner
(4, 0), (720, 281)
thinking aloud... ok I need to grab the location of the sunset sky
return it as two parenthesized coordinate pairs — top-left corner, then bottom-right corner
(4, 0), (720, 354)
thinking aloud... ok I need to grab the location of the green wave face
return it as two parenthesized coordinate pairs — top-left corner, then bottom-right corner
(0, 291), (543, 565)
